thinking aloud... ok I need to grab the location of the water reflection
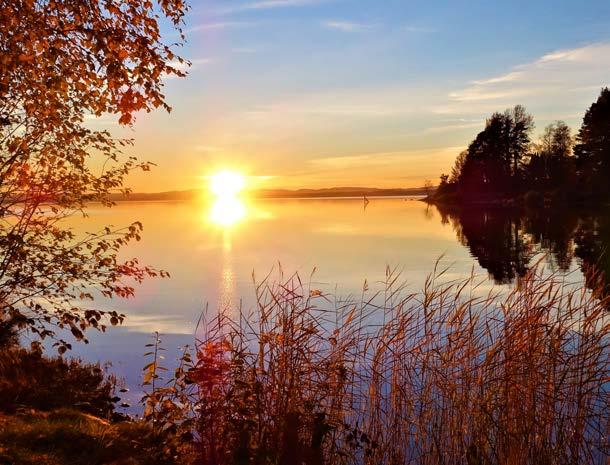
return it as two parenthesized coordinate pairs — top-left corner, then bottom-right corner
(218, 255), (236, 312)
(435, 203), (610, 304)
(209, 196), (247, 228)
(207, 196), (247, 311)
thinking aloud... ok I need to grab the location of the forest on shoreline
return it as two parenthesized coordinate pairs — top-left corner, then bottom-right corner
(431, 87), (610, 206)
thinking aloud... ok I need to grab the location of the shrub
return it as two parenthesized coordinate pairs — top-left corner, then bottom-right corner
(0, 347), (116, 417)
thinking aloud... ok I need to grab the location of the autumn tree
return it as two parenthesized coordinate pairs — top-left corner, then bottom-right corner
(0, 0), (188, 352)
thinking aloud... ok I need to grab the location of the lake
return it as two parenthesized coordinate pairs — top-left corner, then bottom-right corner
(67, 197), (609, 412)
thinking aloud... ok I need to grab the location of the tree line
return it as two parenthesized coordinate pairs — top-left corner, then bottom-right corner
(435, 87), (610, 204)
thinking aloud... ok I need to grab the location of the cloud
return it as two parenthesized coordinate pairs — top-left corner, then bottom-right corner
(229, 85), (444, 138)
(449, 42), (610, 105)
(404, 25), (435, 33)
(185, 21), (253, 34)
(219, 0), (324, 14)
(311, 146), (464, 168)
(305, 146), (465, 184)
(322, 20), (374, 32)
(423, 121), (484, 134)
(241, 91), (418, 119)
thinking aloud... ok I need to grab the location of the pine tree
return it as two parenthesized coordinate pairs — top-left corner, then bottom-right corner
(574, 88), (610, 194)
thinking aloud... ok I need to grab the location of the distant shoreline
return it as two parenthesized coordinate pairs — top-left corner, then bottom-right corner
(422, 193), (610, 209)
(108, 187), (431, 202)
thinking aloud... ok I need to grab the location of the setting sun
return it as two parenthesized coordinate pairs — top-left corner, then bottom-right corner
(209, 171), (245, 198)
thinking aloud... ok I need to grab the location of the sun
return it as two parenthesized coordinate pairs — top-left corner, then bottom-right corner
(207, 170), (247, 228)
(209, 170), (245, 198)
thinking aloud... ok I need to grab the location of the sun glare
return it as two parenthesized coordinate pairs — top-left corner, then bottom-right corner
(208, 170), (247, 228)
(209, 197), (246, 227)
(209, 171), (245, 198)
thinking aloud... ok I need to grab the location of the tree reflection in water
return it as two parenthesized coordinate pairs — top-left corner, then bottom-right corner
(435, 204), (610, 304)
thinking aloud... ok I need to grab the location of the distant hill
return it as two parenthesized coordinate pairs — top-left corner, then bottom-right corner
(255, 186), (430, 198)
(108, 186), (431, 201)
(108, 190), (200, 202)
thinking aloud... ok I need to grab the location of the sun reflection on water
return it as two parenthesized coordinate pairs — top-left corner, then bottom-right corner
(209, 196), (247, 228)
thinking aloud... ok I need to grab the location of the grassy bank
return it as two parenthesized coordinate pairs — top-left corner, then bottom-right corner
(0, 341), (192, 465)
(0, 409), (179, 465)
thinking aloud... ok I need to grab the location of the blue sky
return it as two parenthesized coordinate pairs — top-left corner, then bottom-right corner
(107, 0), (610, 191)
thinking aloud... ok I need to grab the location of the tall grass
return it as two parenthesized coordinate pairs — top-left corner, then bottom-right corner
(190, 266), (610, 465)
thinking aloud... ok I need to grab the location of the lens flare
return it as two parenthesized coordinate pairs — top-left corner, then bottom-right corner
(209, 171), (245, 198)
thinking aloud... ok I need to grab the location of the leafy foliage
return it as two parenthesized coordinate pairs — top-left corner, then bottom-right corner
(141, 332), (197, 438)
(0, 0), (185, 351)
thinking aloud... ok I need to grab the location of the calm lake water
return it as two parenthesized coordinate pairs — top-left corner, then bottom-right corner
(67, 197), (609, 411)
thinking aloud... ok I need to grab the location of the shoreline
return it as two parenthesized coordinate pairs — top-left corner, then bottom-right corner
(422, 194), (610, 209)
(106, 188), (430, 202)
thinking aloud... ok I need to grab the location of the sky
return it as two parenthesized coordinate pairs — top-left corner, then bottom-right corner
(93, 0), (610, 192)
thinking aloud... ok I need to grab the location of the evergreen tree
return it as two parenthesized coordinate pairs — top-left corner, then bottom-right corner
(457, 106), (533, 198)
(574, 88), (610, 194)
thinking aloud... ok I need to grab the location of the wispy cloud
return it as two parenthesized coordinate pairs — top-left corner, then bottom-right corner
(219, 0), (324, 14)
(424, 121), (483, 134)
(404, 25), (435, 33)
(185, 21), (253, 34)
(305, 146), (465, 184)
(310, 147), (464, 169)
(449, 42), (610, 105)
(231, 85), (440, 134)
(322, 20), (374, 32)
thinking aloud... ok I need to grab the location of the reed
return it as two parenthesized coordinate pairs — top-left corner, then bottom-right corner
(190, 265), (610, 465)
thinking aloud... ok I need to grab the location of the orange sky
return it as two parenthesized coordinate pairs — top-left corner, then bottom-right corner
(86, 1), (610, 193)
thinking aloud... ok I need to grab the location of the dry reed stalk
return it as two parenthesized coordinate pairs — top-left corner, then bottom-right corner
(192, 265), (610, 465)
